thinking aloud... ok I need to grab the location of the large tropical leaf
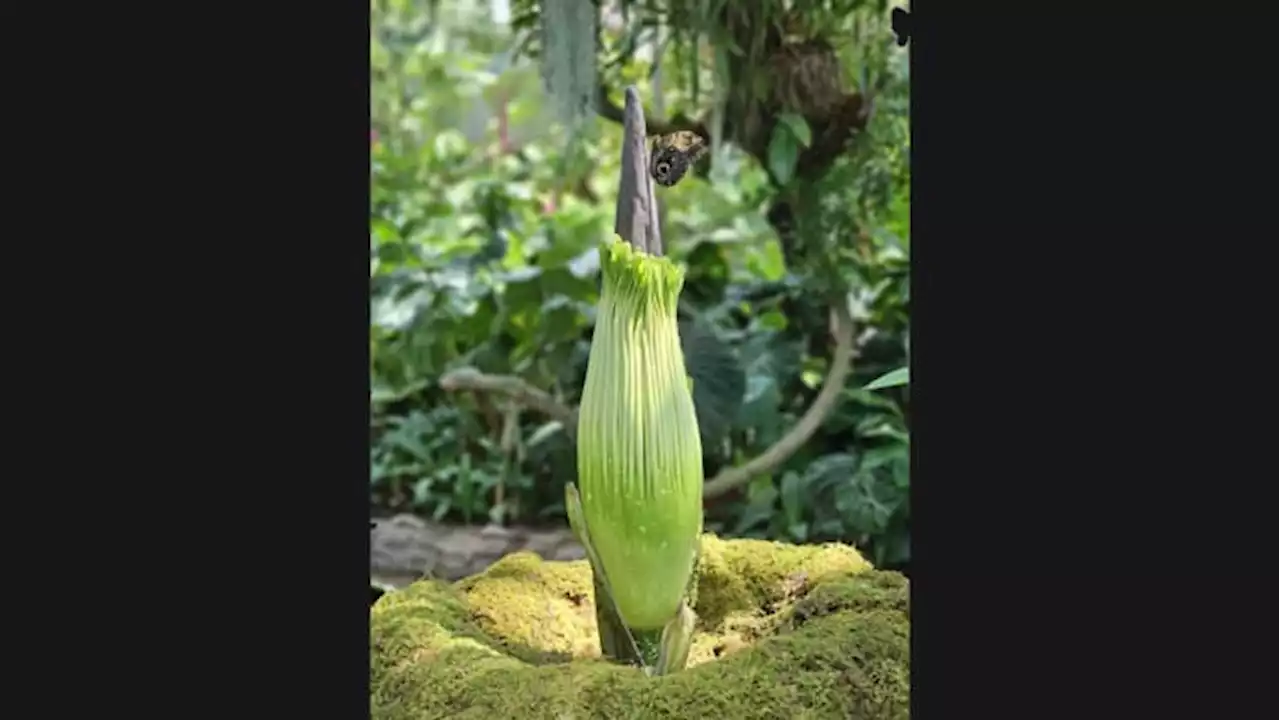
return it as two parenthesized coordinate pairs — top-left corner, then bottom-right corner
(679, 319), (746, 448)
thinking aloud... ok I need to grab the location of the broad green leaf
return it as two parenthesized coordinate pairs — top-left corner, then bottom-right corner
(745, 239), (787, 282)
(865, 366), (909, 390)
(758, 310), (788, 331)
(780, 471), (804, 524)
(767, 125), (800, 186)
(776, 112), (812, 148)
(680, 319), (746, 447)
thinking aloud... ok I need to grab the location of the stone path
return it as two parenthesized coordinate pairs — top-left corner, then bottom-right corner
(371, 514), (584, 588)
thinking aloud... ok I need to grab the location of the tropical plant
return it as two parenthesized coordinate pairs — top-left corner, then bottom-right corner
(370, 0), (911, 569)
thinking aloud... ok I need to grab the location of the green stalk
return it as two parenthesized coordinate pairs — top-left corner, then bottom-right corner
(573, 236), (703, 672)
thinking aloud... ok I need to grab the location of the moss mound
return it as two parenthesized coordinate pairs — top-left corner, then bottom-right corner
(371, 534), (908, 720)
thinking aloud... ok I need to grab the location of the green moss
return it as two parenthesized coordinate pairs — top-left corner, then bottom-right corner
(693, 534), (872, 631)
(371, 535), (905, 720)
(454, 551), (600, 664)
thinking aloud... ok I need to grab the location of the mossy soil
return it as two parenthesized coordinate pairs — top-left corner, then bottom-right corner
(371, 534), (909, 720)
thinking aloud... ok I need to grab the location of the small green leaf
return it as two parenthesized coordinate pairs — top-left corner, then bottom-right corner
(767, 126), (800, 186)
(746, 239), (786, 281)
(758, 310), (788, 331)
(776, 112), (812, 147)
(865, 366), (909, 390)
(527, 421), (564, 447)
(780, 471), (804, 523)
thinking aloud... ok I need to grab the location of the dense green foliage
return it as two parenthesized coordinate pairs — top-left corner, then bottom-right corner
(370, 0), (910, 567)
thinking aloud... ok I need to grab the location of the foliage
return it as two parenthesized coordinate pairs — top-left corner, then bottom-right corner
(866, 366), (908, 390)
(370, 0), (911, 568)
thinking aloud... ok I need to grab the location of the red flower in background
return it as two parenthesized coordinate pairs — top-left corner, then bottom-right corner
(370, 129), (379, 145)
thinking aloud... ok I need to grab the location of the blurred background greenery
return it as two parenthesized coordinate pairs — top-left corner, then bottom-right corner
(371, 0), (910, 570)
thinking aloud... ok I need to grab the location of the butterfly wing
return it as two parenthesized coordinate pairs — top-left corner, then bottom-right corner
(890, 8), (910, 46)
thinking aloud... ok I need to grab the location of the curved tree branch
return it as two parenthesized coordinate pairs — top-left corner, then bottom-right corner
(439, 368), (577, 440)
(596, 85), (707, 138)
(438, 298), (856, 502)
(701, 299), (855, 499)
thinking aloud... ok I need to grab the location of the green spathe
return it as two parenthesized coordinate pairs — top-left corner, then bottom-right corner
(576, 237), (703, 631)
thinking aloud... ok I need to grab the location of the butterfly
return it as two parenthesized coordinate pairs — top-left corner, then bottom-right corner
(890, 7), (911, 47)
(649, 131), (710, 187)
